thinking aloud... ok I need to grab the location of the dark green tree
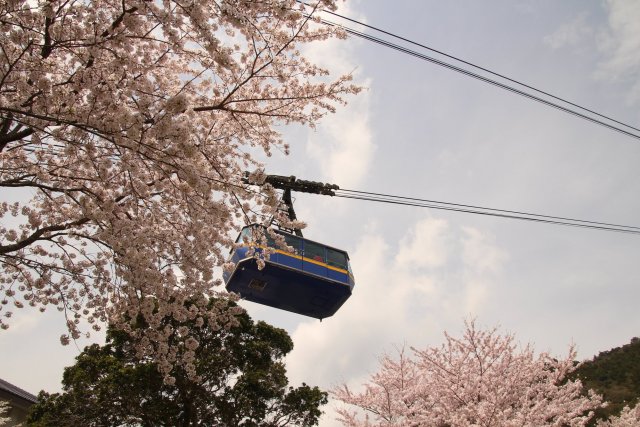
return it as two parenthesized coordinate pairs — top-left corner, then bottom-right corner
(570, 337), (640, 425)
(27, 299), (327, 426)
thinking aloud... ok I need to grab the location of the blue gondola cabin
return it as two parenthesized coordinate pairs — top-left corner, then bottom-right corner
(223, 225), (355, 319)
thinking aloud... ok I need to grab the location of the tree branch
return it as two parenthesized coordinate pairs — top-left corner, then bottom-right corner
(101, 4), (139, 38)
(0, 218), (90, 255)
(41, 16), (54, 58)
(0, 126), (34, 152)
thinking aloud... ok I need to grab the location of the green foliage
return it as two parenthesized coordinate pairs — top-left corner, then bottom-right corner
(571, 337), (640, 425)
(27, 299), (327, 426)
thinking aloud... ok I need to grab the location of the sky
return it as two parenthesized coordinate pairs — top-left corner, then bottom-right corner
(2, 1), (640, 426)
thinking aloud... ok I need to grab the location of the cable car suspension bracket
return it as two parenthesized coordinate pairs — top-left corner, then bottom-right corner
(243, 172), (339, 237)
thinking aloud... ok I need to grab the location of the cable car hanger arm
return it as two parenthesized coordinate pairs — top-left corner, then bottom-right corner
(243, 172), (340, 238)
(243, 172), (339, 196)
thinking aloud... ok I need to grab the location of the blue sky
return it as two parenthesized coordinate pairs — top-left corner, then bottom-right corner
(2, 1), (640, 426)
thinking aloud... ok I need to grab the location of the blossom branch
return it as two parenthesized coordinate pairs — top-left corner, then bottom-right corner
(0, 218), (90, 255)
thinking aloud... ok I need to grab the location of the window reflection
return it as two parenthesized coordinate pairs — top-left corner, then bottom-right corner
(327, 248), (348, 270)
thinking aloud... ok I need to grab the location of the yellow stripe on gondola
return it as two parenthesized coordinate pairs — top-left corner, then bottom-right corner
(239, 244), (349, 275)
(271, 249), (349, 274)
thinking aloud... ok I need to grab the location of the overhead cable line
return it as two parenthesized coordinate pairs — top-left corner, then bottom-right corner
(318, 7), (640, 137)
(297, 3), (640, 141)
(324, 20), (640, 141)
(248, 174), (640, 236)
(334, 188), (640, 235)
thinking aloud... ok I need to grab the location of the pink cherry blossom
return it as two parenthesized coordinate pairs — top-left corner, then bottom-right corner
(596, 403), (640, 427)
(0, 0), (360, 376)
(333, 320), (604, 426)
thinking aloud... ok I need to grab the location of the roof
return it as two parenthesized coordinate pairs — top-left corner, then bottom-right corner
(0, 378), (37, 404)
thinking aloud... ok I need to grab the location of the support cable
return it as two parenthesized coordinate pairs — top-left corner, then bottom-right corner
(320, 20), (640, 141)
(316, 6), (640, 136)
(334, 188), (640, 235)
(295, 0), (640, 141)
(242, 173), (640, 236)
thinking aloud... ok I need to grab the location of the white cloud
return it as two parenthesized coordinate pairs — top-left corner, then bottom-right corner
(461, 226), (507, 274)
(395, 217), (450, 270)
(0, 309), (90, 395)
(1, 307), (40, 334)
(542, 1), (640, 104)
(597, 0), (640, 74)
(596, 0), (640, 103)
(309, 90), (374, 188)
(458, 227), (507, 313)
(303, 2), (375, 188)
(544, 12), (593, 49)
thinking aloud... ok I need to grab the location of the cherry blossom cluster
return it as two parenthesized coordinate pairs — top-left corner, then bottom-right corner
(0, 400), (10, 426)
(0, 0), (360, 376)
(333, 320), (604, 426)
(596, 403), (640, 427)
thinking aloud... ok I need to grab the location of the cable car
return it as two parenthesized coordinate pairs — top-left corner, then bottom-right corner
(223, 224), (355, 319)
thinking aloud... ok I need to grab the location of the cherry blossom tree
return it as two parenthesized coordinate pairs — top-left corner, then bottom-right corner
(333, 320), (604, 426)
(0, 0), (359, 373)
(596, 403), (640, 427)
(0, 400), (11, 426)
